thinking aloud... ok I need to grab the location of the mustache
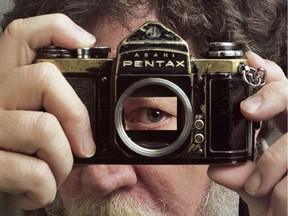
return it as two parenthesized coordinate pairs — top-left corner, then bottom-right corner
(44, 193), (170, 216)
(25, 181), (239, 216)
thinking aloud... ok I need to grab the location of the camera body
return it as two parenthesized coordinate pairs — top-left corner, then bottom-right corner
(37, 22), (255, 164)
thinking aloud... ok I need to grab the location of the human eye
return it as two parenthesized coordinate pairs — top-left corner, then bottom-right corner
(125, 107), (174, 130)
(123, 97), (177, 130)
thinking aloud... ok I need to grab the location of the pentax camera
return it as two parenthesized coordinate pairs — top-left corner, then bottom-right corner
(37, 22), (256, 164)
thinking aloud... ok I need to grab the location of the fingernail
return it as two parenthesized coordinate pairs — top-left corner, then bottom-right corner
(244, 171), (262, 195)
(245, 51), (265, 64)
(77, 26), (96, 46)
(241, 94), (263, 113)
(82, 132), (96, 158)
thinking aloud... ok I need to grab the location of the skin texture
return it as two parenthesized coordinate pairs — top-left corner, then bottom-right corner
(0, 7), (286, 216)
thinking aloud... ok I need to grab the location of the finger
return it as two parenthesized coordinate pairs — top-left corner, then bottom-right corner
(0, 150), (57, 210)
(268, 176), (287, 216)
(245, 51), (287, 83)
(0, 62), (96, 158)
(0, 13), (96, 72)
(208, 161), (256, 190)
(240, 80), (288, 122)
(241, 52), (288, 132)
(208, 163), (271, 216)
(244, 134), (287, 197)
(0, 110), (73, 188)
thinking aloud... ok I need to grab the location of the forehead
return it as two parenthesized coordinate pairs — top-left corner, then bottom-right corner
(92, 11), (159, 57)
(92, 14), (195, 58)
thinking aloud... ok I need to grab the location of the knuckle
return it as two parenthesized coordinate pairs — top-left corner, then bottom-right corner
(34, 62), (62, 84)
(17, 191), (56, 211)
(33, 62), (67, 94)
(43, 194), (56, 207)
(61, 103), (90, 135)
(31, 160), (53, 186)
(34, 112), (62, 140)
(30, 161), (57, 201)
(68, 103), (89, 125)
(49, 13), (72, 31)
(4, 18), (25, 39)
(266, 59), (277, 66)
(35, 194), (56, 210)
(280, 81), (288, 97)
(261, 148), (277, 166)
(261, 82), (281, 97)
(37, 189), (57, 207)
(259, 146), (281, 170)
(262, 81), (288, 100)
(36, 61), (58, 72)
(33, 113), (72, 185)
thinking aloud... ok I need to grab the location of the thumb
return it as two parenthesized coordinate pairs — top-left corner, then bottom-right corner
(240, 52), (287, 132)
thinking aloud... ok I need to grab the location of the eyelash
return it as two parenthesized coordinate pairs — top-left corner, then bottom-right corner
(125, 107), (172, 130)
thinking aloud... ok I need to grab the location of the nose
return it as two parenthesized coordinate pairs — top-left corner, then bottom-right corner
(80, 165), (137, 196)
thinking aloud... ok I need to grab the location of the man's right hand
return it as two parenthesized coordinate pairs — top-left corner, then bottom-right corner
(0, 14), (96, 210)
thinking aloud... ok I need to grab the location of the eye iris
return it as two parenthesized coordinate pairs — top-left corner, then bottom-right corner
(147, 109), (164, 123)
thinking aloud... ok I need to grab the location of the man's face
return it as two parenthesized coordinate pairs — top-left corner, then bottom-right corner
(46, 10), (238, 216)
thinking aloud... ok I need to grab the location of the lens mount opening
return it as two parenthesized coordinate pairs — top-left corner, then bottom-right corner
(115, 78), (193, 157)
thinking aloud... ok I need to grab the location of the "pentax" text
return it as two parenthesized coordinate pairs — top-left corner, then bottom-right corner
(123, 60), (185, 68)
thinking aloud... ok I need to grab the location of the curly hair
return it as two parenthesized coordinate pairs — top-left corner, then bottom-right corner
(1, 0), (287, 71)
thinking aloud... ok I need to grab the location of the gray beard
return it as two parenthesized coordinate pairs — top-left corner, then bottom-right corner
(40, 181), (239, 216)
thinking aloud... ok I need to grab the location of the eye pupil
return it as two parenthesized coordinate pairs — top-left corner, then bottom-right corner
(147, 109), (164, 122)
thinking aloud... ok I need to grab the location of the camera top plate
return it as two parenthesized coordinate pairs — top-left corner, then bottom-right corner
(116, 22), (191, 75)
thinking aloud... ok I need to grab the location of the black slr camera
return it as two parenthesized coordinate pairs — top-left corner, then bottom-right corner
(37, 22), (256, 164)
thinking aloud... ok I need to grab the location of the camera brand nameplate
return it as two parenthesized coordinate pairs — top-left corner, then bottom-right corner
(116, 22), (191, 75)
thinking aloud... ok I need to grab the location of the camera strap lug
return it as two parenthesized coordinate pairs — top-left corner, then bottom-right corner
(238, 63), (267, 160)
(238, 63), (267, 88)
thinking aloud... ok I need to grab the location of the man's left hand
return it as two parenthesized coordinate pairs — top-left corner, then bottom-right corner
(208, 51), (287, 216)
